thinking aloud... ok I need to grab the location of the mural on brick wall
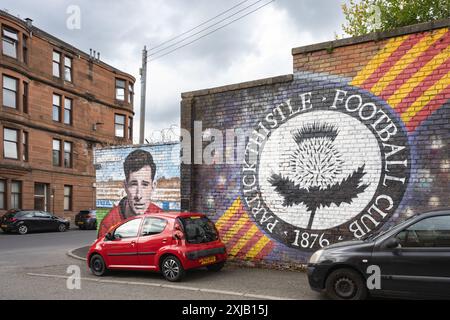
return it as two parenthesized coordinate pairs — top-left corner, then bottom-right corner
(95, 143), (180, 238)
(185, 27), (450, 264)
(243, 84), (410, 251)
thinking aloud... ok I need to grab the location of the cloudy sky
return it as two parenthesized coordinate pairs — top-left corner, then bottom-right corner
(2, 0), (351, 143)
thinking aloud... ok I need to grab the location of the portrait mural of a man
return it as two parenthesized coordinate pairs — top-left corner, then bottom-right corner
(98, 149), (162, 238)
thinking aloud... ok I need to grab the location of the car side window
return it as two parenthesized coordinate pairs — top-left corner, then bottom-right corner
(36, 211), (52, 218)
(22, 212), (34, 218)
(34, 212), (45, 218)
(397, 215), (450, 248)
(114, 218), (142, 239)
(141, 218), (167, 237)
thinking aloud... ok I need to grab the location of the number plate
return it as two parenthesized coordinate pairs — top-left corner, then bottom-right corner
(1, 225), (7, 228)
(77, 222), (84, 225)
(199, 256), (216, 265)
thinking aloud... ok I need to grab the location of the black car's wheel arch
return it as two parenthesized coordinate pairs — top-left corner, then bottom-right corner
(324, 264), (367, 289)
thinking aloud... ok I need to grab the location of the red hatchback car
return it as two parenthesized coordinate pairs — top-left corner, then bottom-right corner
(87, 212), (227, 281)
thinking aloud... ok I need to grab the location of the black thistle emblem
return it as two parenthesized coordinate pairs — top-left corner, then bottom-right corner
(268, 122), (370, 229)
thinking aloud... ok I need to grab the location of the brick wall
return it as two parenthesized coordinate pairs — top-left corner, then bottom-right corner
(181, 20), (450, 267)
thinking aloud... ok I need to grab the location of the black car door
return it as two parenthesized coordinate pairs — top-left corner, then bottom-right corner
(372, 215), (450, 298)
(22, 211), (40, 232)
(37, 211), (57, 231)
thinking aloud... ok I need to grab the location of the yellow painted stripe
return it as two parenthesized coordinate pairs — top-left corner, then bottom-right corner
(229, 225), (259, 256)
(388, 44), (450, 108)
(245, 236), (271, 260)
(351, 36), (408, 87)
(370, 28), (448, 96)
(221, 215), (250, 243)
(401, 72), (450, 123)
(215, 197), (241, 230)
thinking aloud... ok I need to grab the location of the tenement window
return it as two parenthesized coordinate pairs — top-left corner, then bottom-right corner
(115, 79), (125, 101)
(52, 139), (61, 166)
(64, 185), (72, 211)
(2, 27), (18, 59)
(53, 51), (61, 77)
(115, 114), (125, 138)
(2, 75), (18, 109)
(3, 128), (19, 159)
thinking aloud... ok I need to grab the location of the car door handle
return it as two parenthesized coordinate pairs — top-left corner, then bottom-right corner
(131, 241), (136, 246)
(162, 238), (168, 243)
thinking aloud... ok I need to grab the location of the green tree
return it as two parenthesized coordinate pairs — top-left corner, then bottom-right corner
(341, 0), (450, 37)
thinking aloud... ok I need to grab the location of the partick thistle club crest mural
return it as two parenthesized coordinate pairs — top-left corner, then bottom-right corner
(184, 27), (449, 263)
(242, 82), (411, 251)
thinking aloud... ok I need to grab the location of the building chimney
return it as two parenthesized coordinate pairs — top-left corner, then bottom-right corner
(25, 18), (33, 28)
(97, 52), (100, 61)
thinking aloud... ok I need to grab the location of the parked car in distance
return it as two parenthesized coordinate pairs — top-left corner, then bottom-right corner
(308, 209), (450, 300)
(0, 209), (70, 235)
(75, 210), (97, 230)
(87, 212), (227, 282)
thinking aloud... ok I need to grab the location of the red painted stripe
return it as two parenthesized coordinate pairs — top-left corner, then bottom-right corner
(217, 204), (246, 235)
(254, 240), (275, 260)
(396, 58), (450, 114)
(234, 232), (264, 259)
(380, 32), (450, 101)
(223, 220), (254, 250)
(361, 33), (426, 90)
(406, 84), (450, 132)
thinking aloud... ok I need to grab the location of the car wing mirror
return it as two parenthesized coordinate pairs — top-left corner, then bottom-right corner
(105, 232), (115, 241)
(385, 237), (400, 249)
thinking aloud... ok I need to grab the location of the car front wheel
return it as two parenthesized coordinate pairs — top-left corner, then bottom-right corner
(90, 254), (108, 276)
(18, 224), (28, 235)
(58, 224), (67, 232)
(325, 268), (368, 300)
(161, 256), (185, 282)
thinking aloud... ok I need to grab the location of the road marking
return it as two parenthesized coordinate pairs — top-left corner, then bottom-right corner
(26, 272), (295, 300)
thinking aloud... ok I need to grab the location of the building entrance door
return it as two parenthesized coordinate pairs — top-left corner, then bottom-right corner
(34, 183), (49, 211)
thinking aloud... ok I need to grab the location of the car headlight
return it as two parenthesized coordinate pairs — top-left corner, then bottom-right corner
(309, 249), (324, 264)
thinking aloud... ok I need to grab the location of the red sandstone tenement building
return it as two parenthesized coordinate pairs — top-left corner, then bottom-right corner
(0, 10), (135, 221)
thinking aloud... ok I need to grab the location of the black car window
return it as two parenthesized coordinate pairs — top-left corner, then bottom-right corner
(21, 212), (34, 218)
(14, 211), (26, 218)
(397, 215), (450, 248)
(114, 218), (142, 239)
(35, 212), (52, 218)
(141, 218), (167, 237)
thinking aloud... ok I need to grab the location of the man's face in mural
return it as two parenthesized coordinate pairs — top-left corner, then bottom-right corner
(124, 165), (155, 215)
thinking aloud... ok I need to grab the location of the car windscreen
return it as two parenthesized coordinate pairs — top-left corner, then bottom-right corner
(180, 216), (219, 244)
(78, 210), (91, 215)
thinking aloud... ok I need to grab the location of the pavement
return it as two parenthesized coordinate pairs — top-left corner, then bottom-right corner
(0, 228), (323, 300)
(68, 245), (89, 261)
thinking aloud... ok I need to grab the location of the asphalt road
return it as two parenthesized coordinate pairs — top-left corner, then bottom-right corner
(0, 228), (322, 300)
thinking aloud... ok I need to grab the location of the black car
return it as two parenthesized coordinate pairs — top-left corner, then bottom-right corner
(0, 210), (70, 235)
(308, 209), (450, 300)
(74, 210), (97, 230)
